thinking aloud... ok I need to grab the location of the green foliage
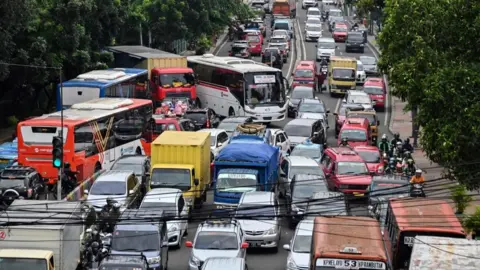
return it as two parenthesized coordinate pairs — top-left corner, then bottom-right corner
(0, 0), (254, 126)
(378, 0), (480, 188)
(450, 184), (472, 214)
(463, 206), (480, 234)
(355, 0), (375, 18)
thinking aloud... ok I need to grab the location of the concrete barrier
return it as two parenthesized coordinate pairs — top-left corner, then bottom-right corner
(63, 170), (105, 201)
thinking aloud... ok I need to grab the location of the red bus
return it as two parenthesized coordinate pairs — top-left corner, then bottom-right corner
(383, 198), (466, 269)
(17, 98), (154, 185)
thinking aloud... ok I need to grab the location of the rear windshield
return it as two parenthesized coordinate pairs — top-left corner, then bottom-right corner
(247, 35), (260, 43)
(185, 112), (206, 122)
(274, 23), (289, 30)
(20, 126), (68, 145)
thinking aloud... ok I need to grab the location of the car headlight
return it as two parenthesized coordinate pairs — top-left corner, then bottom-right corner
(147, 256), (160, 264)
(168, 224), (178, 232)
(287, 257), (297, 270)
(190, 255), (201, 266)
(377, 166), (384, 173)
(184, 196), (193, 206)
(265, 227), (277, 235)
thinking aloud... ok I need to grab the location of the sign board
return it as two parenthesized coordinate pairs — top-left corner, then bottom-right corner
(316, 259), (386, 270)
(404, 236), (415, 246)
(254, 75), (276, 84)
(218, 173), (256, 180)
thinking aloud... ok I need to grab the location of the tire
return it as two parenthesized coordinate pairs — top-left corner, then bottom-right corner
(361, 48), (365, 53)
(135, 147), (142, 155)
(228, 107), (235, 117)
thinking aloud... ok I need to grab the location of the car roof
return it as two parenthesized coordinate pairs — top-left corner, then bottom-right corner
(317, 37), (335, 43)
(114, 155), (148, 163)
(142, 188), (182, 204)
(286, 118), (317, 127)
(307, 7), (320, 11)
(348, 90), (369, 96)
(296, 60), (315, 68)
(97, 171), (134, 182)
(203, 257), (245, 270)
(343, 117), (369, 127)
(240, 191), (275, 205)
(293, 173), (326, 182)
(353, 145), (379, 152)
(293, 142), (321, 149)
(288, 156), (319, 166)
(360, 55), (376, 61)
(307, 17), (321, 21)
(301, 98), (323, 104)
(199, 222), (239, 233)
(271, 35), (288, 39)
(296, 220), (314, 236)
(328, 147), (365, 162)
(198, 128), (227, 136)
(330, 8), (342, 12)
(292, 85), (314, 91)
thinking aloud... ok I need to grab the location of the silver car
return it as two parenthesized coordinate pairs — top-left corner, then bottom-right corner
(280, 156), (323, 185)
(236, 191), (281, 251)
(283, 220), (314, 270)
(202, 257), (247, 270)
(186, 220), (247, 270)
(305, 24), (322, 42)
(316, 37), (337, 61)
(344, 90), (374, 109)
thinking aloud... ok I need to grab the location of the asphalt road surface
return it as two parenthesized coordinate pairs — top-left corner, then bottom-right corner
(168, 2), (392, 270)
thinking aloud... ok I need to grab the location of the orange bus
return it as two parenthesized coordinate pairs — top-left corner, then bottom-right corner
(311, 216), (390, 270)
(383, 198), (466, 269)
(17, 98), (154, 186)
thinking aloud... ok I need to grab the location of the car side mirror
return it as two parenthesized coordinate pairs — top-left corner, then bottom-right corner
(129, 189), (134, 195)
(280, 171), (287, 177)
(283, 244), (290, 251)
(194, 178), (199, 186)
(84, 189), (89, 195)
(185, 241), (193, 248)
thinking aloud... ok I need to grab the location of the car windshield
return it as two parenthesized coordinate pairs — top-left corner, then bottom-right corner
(216, 173), (257, 192)
(293, 183), (328, 198)
(159, 73), (195, 87)
(111, 162), (143, 175)
(232, 46), (247, 53)
(194, 232), (239, 249)
(348, 113), (375, 124)
(291, 147), (321, 159)
(371, 182), (409, 197)
(247, 35), (260, 43)
(340, 129), (367, 141)
(317, 42), (335, 49)
(308, 10), (320, 16)
(274, 23), (289, 30)
(329, 10), (342, 17)
(307, 19), (320, 25)
(357, 151), (381, 163)
(236, 205), (275, 220)
(154, 123), (177, 133)
(363, 86), (383, 95)
(348, 95), (371, 104)
(361, 57), (376, 65)
(273, 30), (288, 36)
(284, 124), (312, 137)
(331, 16), (344, 22)
(140, 202), (177, 216)
(337, 162), (368, 175)
(185, 112), (206, 122)
(357, 63), (364, 71)
(332, 69), (355, 79)
(298, 103), (325, 113)
(291, 89), (313, 99)
(307, 26), (322, 32)
(0, 179), (25, 189)
(293, 235), (312, 253)
(90, 181), (126, 195)
(269, 44), (286, 50)
(209, 136), (216, 146)
(99, 265), (144, 270)
(348, 33), (363, 40)
(0, 258), (47, 270)
(289, 166), (322, 178)
(112, 230), (160, 251)
(295, 69), (314, 78)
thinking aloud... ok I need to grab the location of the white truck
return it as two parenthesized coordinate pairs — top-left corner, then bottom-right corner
(0, 200), (87, 270)
(409, 235), (479, 270)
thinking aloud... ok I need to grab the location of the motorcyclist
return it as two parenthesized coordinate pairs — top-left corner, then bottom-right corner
(394, 141), (404, 158)
(401, 151), (414, 166)
(378, 134), (390, 154)
(390, 132), (402, 146)
(340, 137), (349, 147)
(320, 58), (328, 68)
(351, 22), (359, 31)
(101, 197), (115, 214)
(385, 157), (396, 174)
(402, 138), (414, 153)
(410, 169), (425, 184)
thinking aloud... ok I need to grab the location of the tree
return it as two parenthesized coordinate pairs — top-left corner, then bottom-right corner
(378, 0), (480, 189)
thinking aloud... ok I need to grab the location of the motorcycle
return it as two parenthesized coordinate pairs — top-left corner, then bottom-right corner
(403, 159), (416, 177)
(96, 232), (112, 263)
(318, 64), (328, 92)
(98, 202), (120, 233)
(410, 183), (425, 197)
(385, 158), (397, 175)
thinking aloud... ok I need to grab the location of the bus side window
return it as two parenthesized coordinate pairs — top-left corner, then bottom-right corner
(74, 124), (96, 157)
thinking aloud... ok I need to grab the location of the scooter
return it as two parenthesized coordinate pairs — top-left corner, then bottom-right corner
(410, 183), (425, 197)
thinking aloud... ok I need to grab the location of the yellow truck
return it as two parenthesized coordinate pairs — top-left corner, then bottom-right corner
(0, 249), (56, 269)
(328, 56), (357, 96)
(150, 131), (210, 209)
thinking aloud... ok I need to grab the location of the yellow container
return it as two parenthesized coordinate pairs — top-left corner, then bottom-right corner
(328, 56), (358, 94)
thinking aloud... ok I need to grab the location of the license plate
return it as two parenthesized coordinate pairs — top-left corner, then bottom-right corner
(248, 241), (263, 247)
(321, 68), (327, 72)
(353, 192), (364, 196)
(235, 54), (242, 56)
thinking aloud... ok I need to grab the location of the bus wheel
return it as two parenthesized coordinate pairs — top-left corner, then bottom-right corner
(94, 163), (102, 173)
(135, 147), (142, 155)
(196, 98), (202, 108)
(228, 107), (235, 117)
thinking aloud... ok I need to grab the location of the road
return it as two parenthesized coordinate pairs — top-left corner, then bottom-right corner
(169, 2), (391, 270)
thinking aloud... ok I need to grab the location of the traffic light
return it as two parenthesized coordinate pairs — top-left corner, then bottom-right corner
(52, 136), (63, 168)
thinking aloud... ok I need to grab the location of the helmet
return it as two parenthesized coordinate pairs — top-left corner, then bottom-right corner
(64, 162), (71, 169)
(112, 203), (121, 209)
(404, 151), (411, 156)
(407, 159), (414, 164)
(415, 169), (422, 174)
(381, 134), (387, 140)
(394, 133), (400, 139)
(106, 197), (114, 206)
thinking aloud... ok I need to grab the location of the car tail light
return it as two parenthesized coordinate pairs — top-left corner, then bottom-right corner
(206, 118), (211, 128)
(281, 50), (285, 54)
(27, 188), (33, 198)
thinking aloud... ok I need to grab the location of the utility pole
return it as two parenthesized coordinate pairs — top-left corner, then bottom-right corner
(139, 23), (143, 46)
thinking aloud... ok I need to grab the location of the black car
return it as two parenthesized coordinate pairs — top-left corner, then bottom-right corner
(261, 48), (283, 69)
(0, 166), (43, 206)
(110, 155), (151, 196)
(287, 86), (315, 117)
(345, 31), (365, 53)
(97, 254), (150, 270)
(286, 174), (329, 228)
(184, 108), (220, 130)
(217, 116), (254, 137)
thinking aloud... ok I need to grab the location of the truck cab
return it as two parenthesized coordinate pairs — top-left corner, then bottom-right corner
(0, 249), (55, 270)
(150, 67), (196, 107)
(328, 56), (357, 96)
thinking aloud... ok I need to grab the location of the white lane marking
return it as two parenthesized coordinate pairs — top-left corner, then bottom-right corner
(215, 39), (229, 56)
(334, 98), (341, 115)
(297, 20), (307, 61)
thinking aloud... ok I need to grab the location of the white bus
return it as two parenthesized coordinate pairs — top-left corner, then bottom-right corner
(187, 54), (288, 122)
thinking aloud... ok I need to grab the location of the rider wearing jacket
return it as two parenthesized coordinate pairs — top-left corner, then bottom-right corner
(378, 134), (390, 154)
(402, 138), (414, 152)
(351, 22), (359, 31)
(410, 169), (425, 184)
(390, 133), (402, 146)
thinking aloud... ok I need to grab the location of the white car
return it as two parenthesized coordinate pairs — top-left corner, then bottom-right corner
(316, 37), (337, 61)
(139, 188), (189, 247)
(306, 7), (321, 20)
(270, 128), (291, 153)
(322, 0), (336, 5)
(305, 17), (322, 29)
(284, 219), (314, 269)
(302, 0), (317, 9)
(198, 128), (229, 157)
(344, 90), (374, 109)
(305, 24), (322, 42)
(356, 60), (367, 85)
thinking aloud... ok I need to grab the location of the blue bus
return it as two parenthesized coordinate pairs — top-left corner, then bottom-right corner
(0, 138), (18, 172)
(56, 68), (148, 111)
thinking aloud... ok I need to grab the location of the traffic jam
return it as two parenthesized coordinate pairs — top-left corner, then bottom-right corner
(0, 1), (473, 270)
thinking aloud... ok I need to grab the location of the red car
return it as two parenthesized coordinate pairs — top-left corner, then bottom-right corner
(332, 24), (348, 42)
(243, 30), (263, 56)
(334, 103), (366, 137)
(322, 147), (373, 195)
(291, 61), (319, 91)
(337, 117), (371, 147)
(152, 115), (196, 140)
(363, 77), (387, 110)
(354, 145), (384, 175)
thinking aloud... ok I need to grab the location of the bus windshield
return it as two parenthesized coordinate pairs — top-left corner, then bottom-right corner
(244, 72), (285, 106)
